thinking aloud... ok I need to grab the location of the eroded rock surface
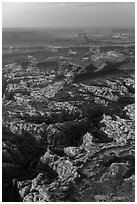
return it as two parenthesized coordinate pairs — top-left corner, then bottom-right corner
(2, 52), (135, 201)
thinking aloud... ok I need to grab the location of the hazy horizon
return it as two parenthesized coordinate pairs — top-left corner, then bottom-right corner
(2, 2), (135, 29)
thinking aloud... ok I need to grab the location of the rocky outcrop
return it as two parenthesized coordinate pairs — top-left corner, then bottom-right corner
(2, 48), (135, 202)
(46, 118), (92, 146)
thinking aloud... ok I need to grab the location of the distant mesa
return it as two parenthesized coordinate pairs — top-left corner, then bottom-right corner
(78, 33), (90, 45)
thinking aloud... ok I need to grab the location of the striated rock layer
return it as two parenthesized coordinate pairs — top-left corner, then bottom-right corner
(2, 55), (135, 201)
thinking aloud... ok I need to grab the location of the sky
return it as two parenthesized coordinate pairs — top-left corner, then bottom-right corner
(2, 2), (135, 28)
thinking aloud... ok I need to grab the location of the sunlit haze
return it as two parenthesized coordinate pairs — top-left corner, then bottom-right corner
(2, 2), (135, 28)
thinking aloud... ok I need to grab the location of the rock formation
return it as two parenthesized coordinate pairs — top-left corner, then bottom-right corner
(2, 48), (135, 201)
